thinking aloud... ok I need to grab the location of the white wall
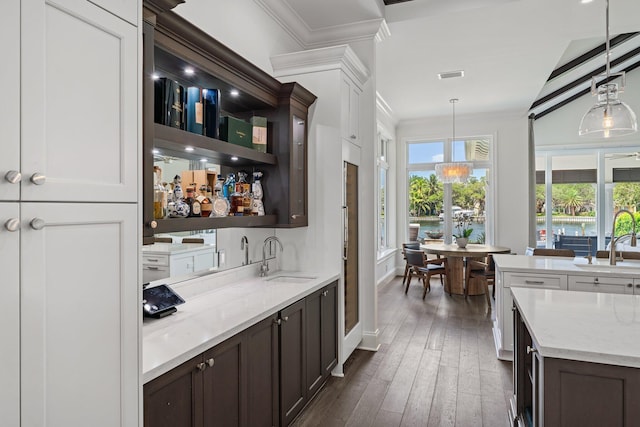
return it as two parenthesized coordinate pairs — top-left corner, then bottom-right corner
(396, 112), (530, 257)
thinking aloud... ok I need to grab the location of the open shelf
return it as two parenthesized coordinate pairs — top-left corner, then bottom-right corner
(153, 123), (277, 167)
(154, 214), (277, 233)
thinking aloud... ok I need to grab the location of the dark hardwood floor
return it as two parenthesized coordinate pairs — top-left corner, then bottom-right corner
(291, 276), (513, 427)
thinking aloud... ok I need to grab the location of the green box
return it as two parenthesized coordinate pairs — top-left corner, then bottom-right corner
(220, 116), (253, 148)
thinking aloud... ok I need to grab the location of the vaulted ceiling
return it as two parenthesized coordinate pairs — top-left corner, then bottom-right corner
(260, 0), (640, 123)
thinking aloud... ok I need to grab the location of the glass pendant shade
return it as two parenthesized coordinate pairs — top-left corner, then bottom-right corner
(579, 83), (638, 138)
(435, 162), (473, 183)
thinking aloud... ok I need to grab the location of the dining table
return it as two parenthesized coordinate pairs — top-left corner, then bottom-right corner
(420, 243), (511, 296)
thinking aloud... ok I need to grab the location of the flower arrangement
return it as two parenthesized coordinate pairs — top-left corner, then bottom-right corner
(453, 214), (473, 239)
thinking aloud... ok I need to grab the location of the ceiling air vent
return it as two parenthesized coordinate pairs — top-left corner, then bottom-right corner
(438, 70), (465, 80)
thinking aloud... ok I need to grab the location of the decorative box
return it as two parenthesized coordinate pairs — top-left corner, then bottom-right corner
(220, 116), (253, 148)
(250, 116), (267, 153)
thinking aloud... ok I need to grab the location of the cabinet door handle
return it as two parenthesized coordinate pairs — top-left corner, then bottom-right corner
(4, 218), (19, 232)
(282, 316), (289, 322)
(350, 134), (357, 139)
(30, 173), (46, 185)
(322, 290), (328, 297)
(149, 220), (158, 229)
(4, 170), (21, 184)
(291, 214), (300, 219)
(635, 284), (640, 289)
(274, 318), (282, 326)
(524, 280), (544, 285)
(206, 358), (214, 367)
(526, 345), (537, 354)
(30, 218), (46, 230)
(196, 362), (206, 371)
(593, 277), (599, 285)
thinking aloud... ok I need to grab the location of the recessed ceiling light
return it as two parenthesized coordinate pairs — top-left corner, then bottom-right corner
(581, 0), (594, 3)
(200, 158), (207, 162)
(151, 73), (160, 80)
(438, 70), (465, 80)
(152, 149), (160, 154)
(230, 156), (239, 161)
(230, 89), (239, 97)
(184, 67), (195, 75)
(185, 147), (194, 152)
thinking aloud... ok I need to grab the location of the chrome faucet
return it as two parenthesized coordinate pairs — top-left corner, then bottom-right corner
(241, 235), (249, 266)
(609, 209), (637, 265)
(260, 236), (283, 277)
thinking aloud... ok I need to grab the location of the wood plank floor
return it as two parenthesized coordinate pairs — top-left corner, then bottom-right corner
(291, 276), (513, 427)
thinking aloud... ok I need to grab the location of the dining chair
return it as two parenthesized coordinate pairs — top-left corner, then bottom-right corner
(532, 248), (575, 257)
(596, 250), (640, 260)
(153, 236), (173, 243)
(401, 242), (421, 287)
(465, 254), (495, 306)
(181, 237), (205, 244)
(404, 249), (448, 299)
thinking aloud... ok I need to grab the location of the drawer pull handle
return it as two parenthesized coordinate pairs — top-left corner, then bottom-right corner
(206, 358), (214, 367)
(30, 173), (46, 185)
(147, 258), (158, 262)
(4, 218), (19, 232)
(4, 170), (21, 184)
(526, 346), (537, 354)
(196, 362), (206, 372)
(525, 280), (544, 284)
(147, 266), (159, 270)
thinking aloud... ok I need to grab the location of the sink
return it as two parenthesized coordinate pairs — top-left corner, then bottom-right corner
(265, 275), (317, 283)
(574, 262), (640, 272)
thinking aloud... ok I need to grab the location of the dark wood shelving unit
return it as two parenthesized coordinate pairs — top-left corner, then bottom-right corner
(154, 214), (277, 233)
(153, 124), (277, 167)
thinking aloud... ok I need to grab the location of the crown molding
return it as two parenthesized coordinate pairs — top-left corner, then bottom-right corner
(376, 91), (397, 125)
(254, 0), (385, 49)
(271, 44), (370, 87)
(375, 20), (391, 43)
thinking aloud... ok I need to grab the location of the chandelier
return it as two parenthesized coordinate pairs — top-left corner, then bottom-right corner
(578, 0), (637, 138)
(436, 98), (473, 183)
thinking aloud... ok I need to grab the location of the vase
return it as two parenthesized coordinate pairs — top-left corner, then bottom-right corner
(456, 237), (468, 248)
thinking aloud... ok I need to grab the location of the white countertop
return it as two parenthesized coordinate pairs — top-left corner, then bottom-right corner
(511, 287), (640, 368)
(493, 254), (640, 277)
(142, 270), (339, 383)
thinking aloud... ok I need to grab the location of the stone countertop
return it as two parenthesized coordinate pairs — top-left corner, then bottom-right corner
(511, 287), (640, 368)
(142, 270), (340, 383)
(142, 242), (215, 256)
(493, 254), (640, 277)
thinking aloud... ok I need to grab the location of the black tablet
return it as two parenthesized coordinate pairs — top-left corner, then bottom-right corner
(143, 284), (185, 318)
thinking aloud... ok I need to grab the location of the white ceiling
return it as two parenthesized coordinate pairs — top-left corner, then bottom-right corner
(275, 0), (640, 122)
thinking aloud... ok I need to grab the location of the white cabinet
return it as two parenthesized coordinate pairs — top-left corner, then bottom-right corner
(495, 269), (568, 359)
(340, 75), (361, 144)
(21, 0), (138, 203)
(142, 245), (216, 283)
(88, 0), (138, 25)
(0, 1), (140, 426)
(21, 203), (139, 427)
(0, 203), (20, 426)
(568, 275), (633, 294)
(0, 1), (20, 202)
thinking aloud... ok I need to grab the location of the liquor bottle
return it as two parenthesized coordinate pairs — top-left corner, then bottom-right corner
(198, 184), (212, 217)
(153, 166), (165, 219)
(252, 171), (265, 216)
(223, 173), (235, 202)
(237, 171), (252, 215)
(185, 186), (201, 217)
(168, 175), (190, 218)
(211, 176), (230, 217)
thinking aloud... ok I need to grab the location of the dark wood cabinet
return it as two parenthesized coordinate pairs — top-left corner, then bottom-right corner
(246, 314), (280, 427)
(144, 284), (337, 427)
(279, 298), (306, 427)
(141, 3), (316, 243)
(512, 304), (640, 426)
(306, 280), (338, 398)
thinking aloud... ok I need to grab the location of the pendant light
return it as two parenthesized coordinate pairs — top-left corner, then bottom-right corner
(436, 98), (473, 183)
(578, 0), (637, 138)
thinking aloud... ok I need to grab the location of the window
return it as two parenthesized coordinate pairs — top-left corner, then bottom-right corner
(378, 134), (390, 253)
(534, 149), (640, 254)
(407, 137), (493, 244)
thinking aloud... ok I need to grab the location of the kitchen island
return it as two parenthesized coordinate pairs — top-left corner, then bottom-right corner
(492, 254), (640, 360)
(510, 287), (640, 426)
(142, 266), (340, 426)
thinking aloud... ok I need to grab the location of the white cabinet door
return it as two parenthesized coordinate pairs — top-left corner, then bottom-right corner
(568, 275), (633, 294)
(0, 0), (20, 202)
(20, 203), (139, 427)
(0, 203), (20, 427)
(340, 75), (361, 144)
(21, 0), (138, 203)
(88, 0), (138, 26)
